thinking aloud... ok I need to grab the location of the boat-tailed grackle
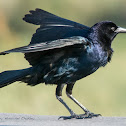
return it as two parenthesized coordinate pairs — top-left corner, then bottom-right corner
(0, 9), (126, 119)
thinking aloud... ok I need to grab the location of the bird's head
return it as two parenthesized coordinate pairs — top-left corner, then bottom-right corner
(91, 21), (126, 46)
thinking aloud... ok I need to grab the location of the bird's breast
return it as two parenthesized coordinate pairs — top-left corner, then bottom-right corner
(85, 43), (108, 67)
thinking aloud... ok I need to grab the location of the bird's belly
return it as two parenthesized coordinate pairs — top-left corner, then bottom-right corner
(44, 44), (108, 84)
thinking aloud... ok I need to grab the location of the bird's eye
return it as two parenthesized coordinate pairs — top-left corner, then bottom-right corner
(111, 27), (115, 31)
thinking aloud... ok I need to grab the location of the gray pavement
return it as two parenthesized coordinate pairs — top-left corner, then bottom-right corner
(0, 113), (125, 126)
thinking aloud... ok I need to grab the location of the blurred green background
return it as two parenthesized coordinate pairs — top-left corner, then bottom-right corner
(0, 0), (126, 117)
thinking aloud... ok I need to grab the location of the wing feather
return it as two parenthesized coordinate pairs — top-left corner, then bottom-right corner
(0, 36), (89, 55)
(23, 9), (90, 44)
(23, 8), (89, 29)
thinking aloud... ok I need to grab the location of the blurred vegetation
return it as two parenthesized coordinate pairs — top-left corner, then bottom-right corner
(0, 0), (126, 116)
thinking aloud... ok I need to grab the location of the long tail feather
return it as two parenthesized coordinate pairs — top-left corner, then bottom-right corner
(0, 67), (33, 88)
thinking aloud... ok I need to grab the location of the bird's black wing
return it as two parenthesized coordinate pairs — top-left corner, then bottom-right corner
(23, 8), (89, 29)
(0, 9), (91, 66)
(0, 36), (89, 55)
(23, 8), (90, 44)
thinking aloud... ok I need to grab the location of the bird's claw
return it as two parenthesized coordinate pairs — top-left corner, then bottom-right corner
(82, 112), (101, 119)
(58, 112), (101, 120)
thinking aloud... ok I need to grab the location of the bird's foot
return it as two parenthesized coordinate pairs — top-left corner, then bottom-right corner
(58, 112), (101, 120)
(79, 112), (101, 119)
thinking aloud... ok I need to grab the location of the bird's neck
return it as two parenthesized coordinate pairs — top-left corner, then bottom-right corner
(88, 31), (114, 62)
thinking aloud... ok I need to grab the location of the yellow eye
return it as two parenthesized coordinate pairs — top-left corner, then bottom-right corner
(111, 27), (115, 31)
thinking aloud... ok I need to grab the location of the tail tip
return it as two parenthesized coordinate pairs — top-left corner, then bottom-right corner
(0, 52), (7, 55)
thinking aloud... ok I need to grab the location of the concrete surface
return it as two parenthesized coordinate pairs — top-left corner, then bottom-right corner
(0, 113), (125, 126)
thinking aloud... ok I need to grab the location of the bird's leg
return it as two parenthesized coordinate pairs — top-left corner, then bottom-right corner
(65, 83), (101, 119)
(66, 83), (89, 113)
(56, 84), (76, 120)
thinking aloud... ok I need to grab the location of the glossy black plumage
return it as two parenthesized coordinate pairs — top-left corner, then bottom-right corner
(0, 8), (126, 119)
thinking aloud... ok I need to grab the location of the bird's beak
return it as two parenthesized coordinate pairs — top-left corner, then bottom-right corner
(115, 27), (126, 33)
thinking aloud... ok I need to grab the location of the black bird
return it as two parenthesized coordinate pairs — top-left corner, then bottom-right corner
(0, 8), (126, 119)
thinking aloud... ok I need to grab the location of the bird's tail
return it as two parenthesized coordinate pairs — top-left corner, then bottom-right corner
(0, 67), (33, 88)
